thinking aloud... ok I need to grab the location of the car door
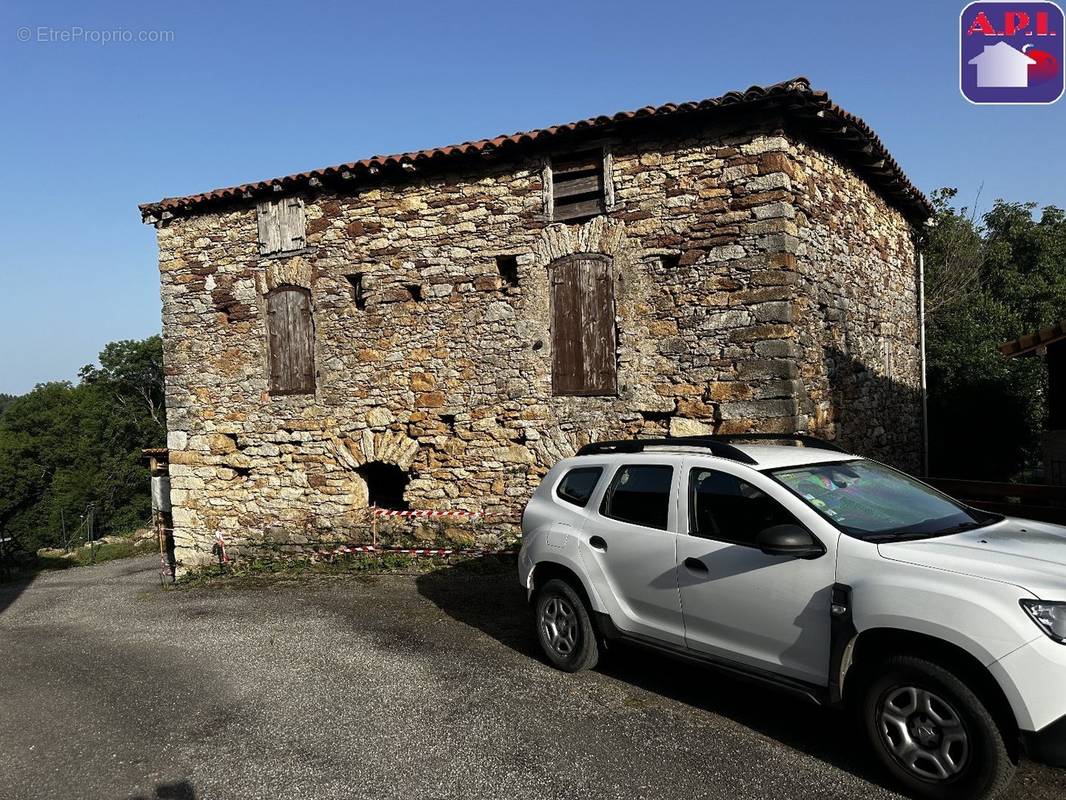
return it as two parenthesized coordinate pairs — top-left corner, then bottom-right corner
(578, 457), (686, 646)
(675, 458), (837, 684)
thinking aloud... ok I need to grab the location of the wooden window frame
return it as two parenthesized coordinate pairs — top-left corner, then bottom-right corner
(549, 253), (618, 397)
(265, 285), (316, 396)
(548, 147), (612, 223)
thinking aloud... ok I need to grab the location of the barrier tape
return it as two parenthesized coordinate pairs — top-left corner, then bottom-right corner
(214, 531), (230, 563)
(316, 544), (516, 559)
(370, 508), (481, 519)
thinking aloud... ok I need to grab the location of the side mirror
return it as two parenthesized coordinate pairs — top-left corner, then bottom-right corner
(756, 524), (823, 559)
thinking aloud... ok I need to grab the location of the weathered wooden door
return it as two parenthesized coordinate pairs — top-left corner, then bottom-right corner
(266, 286), (315, 394)
(550, 254), (617, 396)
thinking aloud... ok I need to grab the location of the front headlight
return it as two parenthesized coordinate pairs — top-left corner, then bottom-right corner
(1020, 600), (1066, 643)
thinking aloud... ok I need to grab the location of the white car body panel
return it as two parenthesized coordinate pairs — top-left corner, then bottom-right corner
(876, 518), (1066, 600)
(675, 455), (839, 684)
(520, 442), (1066, 743)
(989, 634), (1066, 730)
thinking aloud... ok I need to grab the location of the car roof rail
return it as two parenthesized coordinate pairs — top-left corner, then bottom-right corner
(574, 433), (847, 463)
(706, 433), (848, 453)
(575, 437), (760, 464)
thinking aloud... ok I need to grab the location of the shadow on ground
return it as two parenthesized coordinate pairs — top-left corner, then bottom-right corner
(0, 574), (33, 617)
(130, 779), (197, 799)
(417, 557), (895, 792)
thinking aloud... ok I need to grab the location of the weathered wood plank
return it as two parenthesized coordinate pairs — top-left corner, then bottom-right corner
(257, 200), (281, 255)
(550, 255), (616, 396)
(257, 197), (306, 255)
(267, 286), (315, 394)
(552, 173), (603, 200)
(551, 260), (582, 395)
(553, 196), (605, 222)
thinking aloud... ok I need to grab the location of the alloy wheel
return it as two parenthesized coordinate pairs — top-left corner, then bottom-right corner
(540, 595), (579, 657)
(877, 685), (970, 782)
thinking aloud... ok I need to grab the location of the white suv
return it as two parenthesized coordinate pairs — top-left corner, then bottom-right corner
(518, 435), (1066, 800)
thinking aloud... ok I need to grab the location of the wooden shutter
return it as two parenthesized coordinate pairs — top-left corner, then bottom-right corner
(551, 150), (606, 223)
(256, 197), (306, 255)
(267, 286), (315, 394)
(279, 197), (306, 251)
(257, 200), (281, 255)
(551, 255), (617, 396)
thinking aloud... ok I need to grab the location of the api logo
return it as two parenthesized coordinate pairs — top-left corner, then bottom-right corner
(961, 2), (1064, 103)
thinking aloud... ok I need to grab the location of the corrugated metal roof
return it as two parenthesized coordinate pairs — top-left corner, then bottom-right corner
(139, 77), (932, 225)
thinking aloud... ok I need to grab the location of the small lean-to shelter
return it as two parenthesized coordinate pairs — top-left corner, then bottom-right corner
(1000, 320), (1066, 484)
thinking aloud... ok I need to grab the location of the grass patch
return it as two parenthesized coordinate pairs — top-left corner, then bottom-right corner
(2, 537), (157, 582)
(175, 551), (517, 590)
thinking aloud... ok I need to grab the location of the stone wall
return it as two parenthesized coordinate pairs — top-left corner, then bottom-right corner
(790, 139), (923, 472)
(154, 117), (921, 569)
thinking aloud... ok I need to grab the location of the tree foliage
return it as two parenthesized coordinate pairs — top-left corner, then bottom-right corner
(0, 336), (165, 552)
(924, 190), (1066, 479)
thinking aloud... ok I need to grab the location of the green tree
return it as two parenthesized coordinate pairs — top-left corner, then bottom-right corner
(924, 191), (1064, 479)
(0, 336), (165, 552)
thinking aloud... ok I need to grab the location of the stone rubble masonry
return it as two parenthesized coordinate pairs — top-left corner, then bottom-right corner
(154, 115), (922, 571)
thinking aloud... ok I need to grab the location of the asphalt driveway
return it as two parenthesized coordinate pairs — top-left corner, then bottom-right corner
(0, 557), (1063, 800)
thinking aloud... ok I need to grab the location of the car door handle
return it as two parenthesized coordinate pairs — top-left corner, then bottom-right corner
(683, 557), (709, 574)
(589, 536), (608, 552)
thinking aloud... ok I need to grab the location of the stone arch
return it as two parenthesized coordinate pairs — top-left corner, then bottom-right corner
(531, 216), (634, 266)
(328, 430), (420, 473)
(256, 254), (314, 294)
(327, 431), (420, 511)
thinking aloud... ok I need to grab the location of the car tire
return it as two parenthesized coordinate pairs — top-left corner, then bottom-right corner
(858, 655), (1015, 800)
(533, 578), (599, 672)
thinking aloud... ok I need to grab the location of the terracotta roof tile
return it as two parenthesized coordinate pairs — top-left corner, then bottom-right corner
(139, 77), (932, 225)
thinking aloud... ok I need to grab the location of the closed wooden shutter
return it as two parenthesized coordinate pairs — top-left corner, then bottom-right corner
(279, 197), (306, 251)
(551, 255), (616, 396)
(267, 286), (315, 394)
(257, 197), (306, 255)
(551, 150), (606, 223)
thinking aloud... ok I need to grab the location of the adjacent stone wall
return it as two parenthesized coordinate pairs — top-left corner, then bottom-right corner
(790, 139), (923, 472)
(155, 117), (921, 569)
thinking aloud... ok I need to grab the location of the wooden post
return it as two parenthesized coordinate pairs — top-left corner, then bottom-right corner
(371, 504), (378, 549)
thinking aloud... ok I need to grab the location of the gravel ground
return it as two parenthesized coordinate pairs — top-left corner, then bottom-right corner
(0, 556), (1063, 800)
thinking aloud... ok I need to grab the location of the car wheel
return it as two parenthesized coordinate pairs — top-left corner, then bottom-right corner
(859, 655), (1015, 800)
(533, 578), (599, 672)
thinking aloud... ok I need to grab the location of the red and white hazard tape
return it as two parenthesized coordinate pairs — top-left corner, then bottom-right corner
(318, 544), (515, 559)
(371, 508), (481, 519)
(214, 531), (230, 563)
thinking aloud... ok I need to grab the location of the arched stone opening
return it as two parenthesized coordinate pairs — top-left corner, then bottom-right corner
(357, 461), (410, 510)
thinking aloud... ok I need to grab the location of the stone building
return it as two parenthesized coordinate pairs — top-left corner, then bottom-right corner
(140, 77), (931, 569)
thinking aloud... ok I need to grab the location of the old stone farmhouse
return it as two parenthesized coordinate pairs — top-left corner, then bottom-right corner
(140, 77), (931, 569)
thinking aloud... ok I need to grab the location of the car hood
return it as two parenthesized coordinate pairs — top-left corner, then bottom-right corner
(877, 517), (1066, 599)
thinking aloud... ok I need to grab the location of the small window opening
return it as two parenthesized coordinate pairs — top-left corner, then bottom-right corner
(660, 253), (681, 270)
(358, 461), (410, 510)
(496, 255), (520, 288)
(439, 413), (457, 433)
(640, 409), (674, 425)
(551, 149), (606, 223)
(405, 284), (423, 302)
(345, 274), (366, 310)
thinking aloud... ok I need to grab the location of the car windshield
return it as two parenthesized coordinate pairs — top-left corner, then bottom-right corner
(768, 459), (995, 542)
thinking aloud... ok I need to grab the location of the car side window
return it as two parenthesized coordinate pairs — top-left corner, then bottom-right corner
(556, 467), (603, 507)
(600, 464), (673, 530)
(689, 468), (800, 545)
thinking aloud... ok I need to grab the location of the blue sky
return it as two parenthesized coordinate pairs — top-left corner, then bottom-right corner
(1, 0), (1064, 394)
